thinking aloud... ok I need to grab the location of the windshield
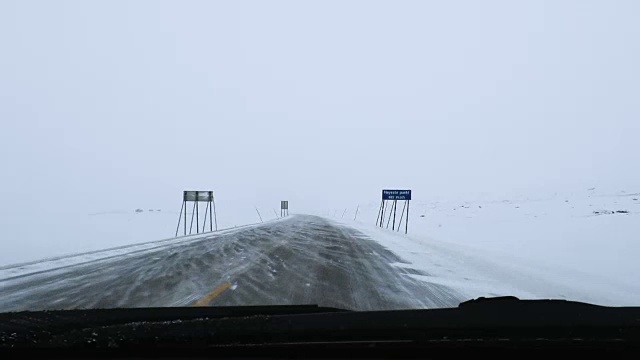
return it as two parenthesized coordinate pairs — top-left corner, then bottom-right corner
(1, 0), (638, 313)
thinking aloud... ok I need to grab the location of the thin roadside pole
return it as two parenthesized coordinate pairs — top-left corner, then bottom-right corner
(392, 200), (398, 230)
(175, 201), (184, 237)
(212, 197), (218, 231)
(189, 201), (197, 234)
(405, 200), (410, 234)
(397, 200), (407, 232)
(202, 201), (209, 233)
(386, 200), (395, 229)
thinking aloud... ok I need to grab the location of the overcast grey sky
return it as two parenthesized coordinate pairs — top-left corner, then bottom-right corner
(1, 0), (639, 219)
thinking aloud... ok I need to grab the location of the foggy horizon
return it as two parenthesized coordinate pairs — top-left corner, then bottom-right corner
(2, 0), (639, 219)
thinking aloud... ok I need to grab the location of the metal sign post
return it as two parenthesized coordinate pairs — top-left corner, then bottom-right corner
(175, 191), (217, 237)
(280, 201), (289, 217)
(377, 189), (411, 234)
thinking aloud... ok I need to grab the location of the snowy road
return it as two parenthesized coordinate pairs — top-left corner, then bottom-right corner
(0, 215), (464, 312)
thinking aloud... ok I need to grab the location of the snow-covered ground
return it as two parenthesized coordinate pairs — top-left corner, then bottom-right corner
(332, 187), (640, 306)
(0, 207), (272, 267)
(0, 219), (278, 281)
(2, 187), (638, 306)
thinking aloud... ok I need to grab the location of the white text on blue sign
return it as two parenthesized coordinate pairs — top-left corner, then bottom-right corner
(382, 190), (412, 200)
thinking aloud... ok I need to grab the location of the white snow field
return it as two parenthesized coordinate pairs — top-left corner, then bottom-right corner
(336, 187), (640, 306)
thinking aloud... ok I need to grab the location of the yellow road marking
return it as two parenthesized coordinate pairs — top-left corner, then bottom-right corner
(193, 282), (232, 307)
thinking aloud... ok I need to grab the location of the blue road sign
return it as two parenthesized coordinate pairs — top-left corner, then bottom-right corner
(382, 189), (412, 201)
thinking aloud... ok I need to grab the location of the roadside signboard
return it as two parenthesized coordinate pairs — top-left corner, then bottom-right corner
(382, 190), (411, 201)
(183, 191), (214, 202)
(281, 201), (288, 210)
(378, 189), (412, 234)
(176, 190), (217, 236)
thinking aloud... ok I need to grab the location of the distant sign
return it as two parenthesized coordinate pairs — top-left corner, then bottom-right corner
(281, 201), (288, 210)
(183, 191), (214, 202)
(382, 190), (412, 201)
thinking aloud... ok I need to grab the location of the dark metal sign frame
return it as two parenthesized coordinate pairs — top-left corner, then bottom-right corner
(280, 201), (289, 217)
(376, 189), (411, 234)
(175, 191), (217, 236)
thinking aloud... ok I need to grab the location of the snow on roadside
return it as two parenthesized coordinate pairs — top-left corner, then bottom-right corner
(0, 207), (273, 267)
(0, 219), (281, 280)
(330, 189), (640, 306)
(333, 219), (639, 306)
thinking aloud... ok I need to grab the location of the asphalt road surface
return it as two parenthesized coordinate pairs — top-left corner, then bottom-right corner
(0, 215), (465, 312)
